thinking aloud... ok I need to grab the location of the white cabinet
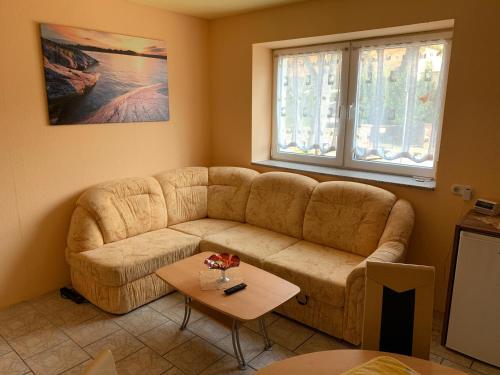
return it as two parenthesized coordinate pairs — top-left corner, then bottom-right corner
(445, 231), (500, 367)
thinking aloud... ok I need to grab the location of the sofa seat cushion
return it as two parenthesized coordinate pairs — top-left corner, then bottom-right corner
(68, 228), (200, 287)
(200, 224), (299, 267)
(262, 241), (364, 307)
(169, 218), (242, 238)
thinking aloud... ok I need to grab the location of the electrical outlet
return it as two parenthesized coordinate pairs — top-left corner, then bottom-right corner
(451, 184), (473, 200)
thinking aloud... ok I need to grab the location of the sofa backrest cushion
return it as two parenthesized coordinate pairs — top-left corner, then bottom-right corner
(246, 172), (317, 238)
(208, 167), (259, 222)
(77, 177), (167, 244)
(155, 167), (208, 225)
(303, 181), (396, 257)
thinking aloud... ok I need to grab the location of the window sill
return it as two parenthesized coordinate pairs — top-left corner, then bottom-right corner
(252, 160), (436, 190)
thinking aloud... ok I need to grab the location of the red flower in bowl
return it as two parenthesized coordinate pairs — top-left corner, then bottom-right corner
(204, 253), (240, 270)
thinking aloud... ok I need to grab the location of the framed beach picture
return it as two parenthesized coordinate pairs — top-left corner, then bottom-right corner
(40, 23), (169, 125)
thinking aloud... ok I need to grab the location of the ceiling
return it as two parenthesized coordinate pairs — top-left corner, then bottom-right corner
(129, 0), (306, 19)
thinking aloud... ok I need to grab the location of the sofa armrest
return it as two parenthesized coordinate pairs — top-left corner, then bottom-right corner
(342, 199), (415, 345)
(348, 241), (408, 286)
(342, 241), (406, 345)
(67, 206), (104, 255)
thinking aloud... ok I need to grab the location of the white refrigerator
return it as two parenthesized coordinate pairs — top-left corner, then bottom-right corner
(446, 231), (500, 367)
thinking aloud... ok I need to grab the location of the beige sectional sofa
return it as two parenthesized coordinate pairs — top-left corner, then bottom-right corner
(66, 166), (414, 345)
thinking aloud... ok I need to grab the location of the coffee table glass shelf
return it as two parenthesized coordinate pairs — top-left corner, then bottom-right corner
(156, 252), (300, 369)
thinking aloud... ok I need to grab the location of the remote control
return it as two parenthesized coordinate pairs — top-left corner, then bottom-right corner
(224, 283), (247, 295)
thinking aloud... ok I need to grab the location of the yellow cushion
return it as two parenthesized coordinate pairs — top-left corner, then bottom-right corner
(208, 166), (259, 222)
(169, 218), (242, 238)
(201, 224), (299, 266)
(245, 172), (317, 238)
(68, 228), (200, 286)
(340, 356), (418, 375)
(155, 167), (208, 225)
(263, 241), (364, 307)
(77, 177), (168, 244)
(303, 181), (396, 257)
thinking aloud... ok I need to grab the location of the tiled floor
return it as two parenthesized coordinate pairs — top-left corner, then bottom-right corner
(0, 291), (499, 375)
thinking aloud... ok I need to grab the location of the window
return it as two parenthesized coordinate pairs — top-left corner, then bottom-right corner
(272, 31), (451, 178)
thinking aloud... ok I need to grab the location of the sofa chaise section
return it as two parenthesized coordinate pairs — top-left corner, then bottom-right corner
(69, 229), (200, 287)
(66, 176), (200, 314)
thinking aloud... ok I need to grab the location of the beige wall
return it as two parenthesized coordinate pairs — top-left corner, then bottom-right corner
(1, 0), (499, 312)
(0, 0), (210, 308)
(209, 0), (500, 311)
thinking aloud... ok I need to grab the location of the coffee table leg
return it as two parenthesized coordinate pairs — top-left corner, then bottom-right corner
(180, 295), (192, 330)
(259, 317), (273, 350)
(231, 320), (246, 369)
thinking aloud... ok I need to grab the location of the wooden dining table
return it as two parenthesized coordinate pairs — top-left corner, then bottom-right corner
(255, 350), (467, 374)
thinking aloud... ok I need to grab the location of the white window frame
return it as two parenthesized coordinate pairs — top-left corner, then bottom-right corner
(271, 31), (452, 179)
(344, 32), (452, 178)
(271, 42), (350, 167)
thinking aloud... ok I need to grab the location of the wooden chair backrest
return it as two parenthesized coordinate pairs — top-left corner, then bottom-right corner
(362, 261), (435, 359)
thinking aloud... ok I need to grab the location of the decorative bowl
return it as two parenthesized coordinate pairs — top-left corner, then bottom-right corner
(204, 253), (240, 283)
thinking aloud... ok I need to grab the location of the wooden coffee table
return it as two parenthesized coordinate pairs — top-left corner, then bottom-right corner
(156, 252), (300, 369)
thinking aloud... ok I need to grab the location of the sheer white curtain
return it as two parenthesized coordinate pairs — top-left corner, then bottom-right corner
(352, 40), (448, 168)
(276, 49), (343, 159)
(272, 33), (451, 178)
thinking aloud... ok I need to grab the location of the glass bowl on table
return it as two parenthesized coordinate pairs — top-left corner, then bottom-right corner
(204, 253), (240, 284)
